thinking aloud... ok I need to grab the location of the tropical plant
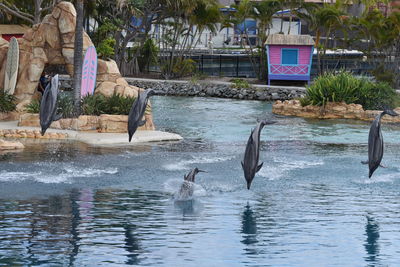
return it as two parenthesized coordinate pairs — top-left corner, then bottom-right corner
(81, 93), (136, 116)
(0, 91), (16, 112)
(81, 94), (106, 116)
(231, 78), (251, 89)
(296, 1), (346, 74)
(57, 93), (74, 118)
(25, 99), (40, 113)
(301, 71), (400, 110)
(97, 37), (116, 59)
(171, 58), (197, 77)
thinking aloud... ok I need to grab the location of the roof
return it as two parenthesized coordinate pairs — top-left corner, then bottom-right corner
(265, 34), (315, 46)
(0, 24), (30, 35)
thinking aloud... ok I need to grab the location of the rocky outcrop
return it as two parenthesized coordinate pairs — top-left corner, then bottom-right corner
(0, 139), (24, 150)
(18, 113), (155, 132)
(0, 1), (154, 130)
(273, 100), (400, 123)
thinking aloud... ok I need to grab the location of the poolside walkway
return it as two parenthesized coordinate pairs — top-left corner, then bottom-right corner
(0, 121), (183, 146)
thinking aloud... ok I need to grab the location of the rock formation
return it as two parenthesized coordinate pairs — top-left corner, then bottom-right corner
(0, 1), (153, 130)
(273, 100), (400, 123)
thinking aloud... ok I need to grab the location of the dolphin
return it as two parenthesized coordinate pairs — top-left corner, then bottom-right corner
(242, 120), (275, 189)
(177, 168), (206, 199)
(39, 74), (62, 135)
(362, 109), (398, 178)
(128, 89), (155, 142)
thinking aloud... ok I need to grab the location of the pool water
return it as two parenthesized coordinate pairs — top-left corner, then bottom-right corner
(2, 96), (400, 266)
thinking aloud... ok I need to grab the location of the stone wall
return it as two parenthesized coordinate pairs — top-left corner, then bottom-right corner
(59, 76), (306, 101)
(127, 79), (306, 101)
(273, 100), (400, 123)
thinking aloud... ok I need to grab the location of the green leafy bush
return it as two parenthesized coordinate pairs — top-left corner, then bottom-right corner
(81, 93), (136, 116)
(57, 93), (74, 118)
(172, 58), (197, 77)
(0, 91), (16, 112)
(97, 37), (116, 59)
(302, 71), (400, 110)
(231, 78), (251, 89)
(81, 94), (106, 116)
(25, 99), (40, 113)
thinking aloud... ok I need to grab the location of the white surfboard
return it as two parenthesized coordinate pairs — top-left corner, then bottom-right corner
(4, 37), (19, 95)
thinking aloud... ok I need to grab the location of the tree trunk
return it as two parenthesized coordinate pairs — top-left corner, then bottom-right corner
(73, 0), (84, 117)
(34, 0), (42, 24)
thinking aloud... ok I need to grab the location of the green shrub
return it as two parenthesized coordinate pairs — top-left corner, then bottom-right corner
(102, 93), (135, 115)
(97, 37), (116, 59)
(81, 94), (106, 116)
(302, 71), (400, 110)
(357, 82), (400, 110)
(25, 99), (40, 113)
(231, 78), (251, 89)
(172, 58), (197, 77)
(0, 91), (16, 112)
(81, 93), (136, 116)
(57, 93), (74, 118)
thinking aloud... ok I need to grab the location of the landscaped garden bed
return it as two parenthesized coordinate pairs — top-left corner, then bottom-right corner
(272, 71), (400, 123)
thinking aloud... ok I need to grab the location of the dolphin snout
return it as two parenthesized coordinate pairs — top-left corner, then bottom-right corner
(197, 169), (207, 173)
(247, 182), (251, 190)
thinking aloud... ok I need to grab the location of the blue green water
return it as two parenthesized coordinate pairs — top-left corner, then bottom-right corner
(2, 96), (400, 266)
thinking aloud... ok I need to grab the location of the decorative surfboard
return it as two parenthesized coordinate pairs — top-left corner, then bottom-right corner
(81, 46), (98, 97)
(4, 37), (19, 95)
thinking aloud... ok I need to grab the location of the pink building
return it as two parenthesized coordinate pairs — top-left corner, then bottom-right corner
(266, 34), (314, 85)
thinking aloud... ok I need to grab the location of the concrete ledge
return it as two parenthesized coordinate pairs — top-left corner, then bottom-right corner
(0, 121), (183, 145)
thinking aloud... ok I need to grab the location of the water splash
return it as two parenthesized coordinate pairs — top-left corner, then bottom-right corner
(163, 155), (234, 171)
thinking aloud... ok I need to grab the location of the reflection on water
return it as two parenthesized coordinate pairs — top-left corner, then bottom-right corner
(241, 204), (258, 246)
(365, 215), (380, 265)
(123, 224), (141, 265)
(2, 96), (400, 266)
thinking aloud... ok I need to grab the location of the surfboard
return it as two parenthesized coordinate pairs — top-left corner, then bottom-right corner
(81, 46), (98, 97)
(4, 37), (19, 95)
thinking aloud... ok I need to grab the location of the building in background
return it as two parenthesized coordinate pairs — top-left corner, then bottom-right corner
(0, 24), (29, 41)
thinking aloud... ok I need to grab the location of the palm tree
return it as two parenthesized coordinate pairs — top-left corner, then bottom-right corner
(252, 0), (281, 80)
(296, 2), (345, 74)
(73, 0), (84, 116)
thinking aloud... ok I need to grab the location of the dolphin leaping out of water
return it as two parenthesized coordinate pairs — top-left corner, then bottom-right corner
(362, 109), (398, 178)
(128, 89), (155, 142)
(242, 120), (275, 189)
(39, 74), (62, 136)
(177, 168), (206, 200)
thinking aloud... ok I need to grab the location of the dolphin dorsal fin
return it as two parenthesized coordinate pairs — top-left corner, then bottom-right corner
(256, 162), (263, 172)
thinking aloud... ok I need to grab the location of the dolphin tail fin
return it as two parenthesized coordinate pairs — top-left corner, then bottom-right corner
(139, 120), (146, 126)
(361, 160), (369, 165)
(256, 162), (263, 173)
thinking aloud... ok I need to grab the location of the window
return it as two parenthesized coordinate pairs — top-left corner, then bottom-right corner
(281, 49), (298, 65)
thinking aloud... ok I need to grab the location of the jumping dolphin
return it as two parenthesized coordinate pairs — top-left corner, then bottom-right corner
(362, 109), (398, 178)
(127, 89), (155, 142)
(39, 74), (62, 135)
(177, 168), (206, 199)
(242, 120), (275, 189)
